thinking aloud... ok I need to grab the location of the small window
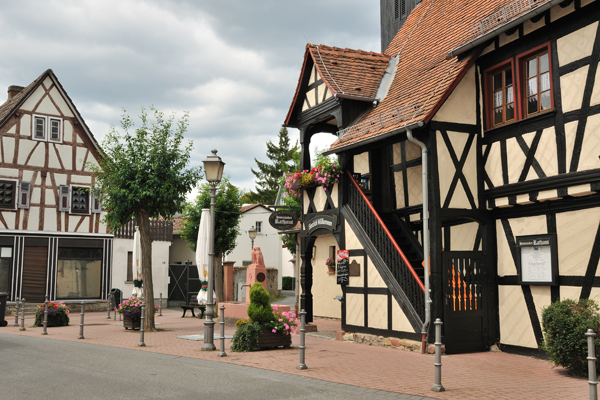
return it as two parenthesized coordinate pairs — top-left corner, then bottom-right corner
(49, 118), (62, 142)
(523, 52), (552, 117)
(491, 66), (515, 127)
(70, 186), (90, 214)
(256, 221), (262, 233)
(18, 182), (30, 209)
(58, 185), (70, 212)
(0, 179), (17, 210)
(34, 116), (46, 140)
(127, 251), (133, 282)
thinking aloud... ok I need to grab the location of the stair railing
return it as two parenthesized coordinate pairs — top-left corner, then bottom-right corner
(346, 171), (425, 319)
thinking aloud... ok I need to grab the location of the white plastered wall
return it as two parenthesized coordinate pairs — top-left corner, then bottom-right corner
(310, 234), (342, 319)
(432, 65), (476, 125)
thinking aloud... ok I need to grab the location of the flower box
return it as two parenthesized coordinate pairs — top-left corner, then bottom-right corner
(123, 314), (141, 330)
(257, 326), (292, 349)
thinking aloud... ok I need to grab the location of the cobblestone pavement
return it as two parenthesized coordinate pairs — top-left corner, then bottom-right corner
(0, 308), (589, 400)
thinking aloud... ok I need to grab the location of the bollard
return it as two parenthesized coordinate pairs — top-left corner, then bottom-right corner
(106, 291), (111, 319)
(586, 329), (598, 400)
(138, 302), (146, 347)
(13, 297), (20, 326)
(78, 301), (85, 339)
(42, 295), (49, 335)
(218, 304), (226, 357)
(114, 306), (117, 321)
(431, 318), (445, 392)
(159, 293), (163, 316)
(19, 298), (26, 331)
(297, 309), (307, 370)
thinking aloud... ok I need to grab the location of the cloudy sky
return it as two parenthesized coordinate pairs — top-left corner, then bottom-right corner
(0, 0), (380, 196)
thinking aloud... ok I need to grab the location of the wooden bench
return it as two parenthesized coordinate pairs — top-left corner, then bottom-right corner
(180, 294), (206, 318)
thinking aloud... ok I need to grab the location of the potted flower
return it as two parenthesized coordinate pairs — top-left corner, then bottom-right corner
(326, 257), (336, 274)
(266, 306), (299, 336)
(116, 297), (159, 330)
(285, 160), (342, 198)
(34, 301), (70, 327)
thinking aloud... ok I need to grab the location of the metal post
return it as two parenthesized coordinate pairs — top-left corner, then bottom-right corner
(431, 318), (445, 392)
(218, 305), (227, 357)
(106, 291), (111, 319)
(202, 183), (217, 351)
(159, 293), (163, 316)
(13, 297), (20, 326)
(42, 295), (49, 335)
(138, 302), (146, 347)
(587, 329), (598, 400)
(19, 298), (26, 331)
(297, 309), (307, 370)
(78, 301), (85, 339)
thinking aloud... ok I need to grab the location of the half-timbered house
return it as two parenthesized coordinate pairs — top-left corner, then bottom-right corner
(284, 0), (600, 354)
(0, 69), (112, 306)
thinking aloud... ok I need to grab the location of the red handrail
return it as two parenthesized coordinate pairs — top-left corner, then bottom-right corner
(347, 171), (425, 292)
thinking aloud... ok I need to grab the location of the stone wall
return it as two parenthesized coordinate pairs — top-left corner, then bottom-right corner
(233, 266), (279, 301)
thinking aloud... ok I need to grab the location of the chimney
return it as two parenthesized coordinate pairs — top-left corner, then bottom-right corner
(8, 85), (24, 100)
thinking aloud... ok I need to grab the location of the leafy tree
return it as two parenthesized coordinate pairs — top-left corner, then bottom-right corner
(180, 178), (243, 302)
(92, 107), (201, 332)
(244, 127), (299, 205)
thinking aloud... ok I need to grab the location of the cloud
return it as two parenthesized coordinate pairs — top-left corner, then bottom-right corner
(0, 0), (379, 194)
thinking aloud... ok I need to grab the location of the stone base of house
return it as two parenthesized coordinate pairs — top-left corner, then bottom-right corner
(338, 331), (445, 354)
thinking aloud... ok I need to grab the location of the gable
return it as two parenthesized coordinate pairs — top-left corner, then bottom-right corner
(302, 64), (334, 112)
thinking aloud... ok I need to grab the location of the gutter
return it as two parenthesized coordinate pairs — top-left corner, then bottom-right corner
(323, 121), (424, 156)
(405, 127), (431, 354)
(446, 0), (564, 60)
(333, 93), (378, 102)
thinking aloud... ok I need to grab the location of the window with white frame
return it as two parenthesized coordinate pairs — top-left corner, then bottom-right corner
(32, 115), (62, 142)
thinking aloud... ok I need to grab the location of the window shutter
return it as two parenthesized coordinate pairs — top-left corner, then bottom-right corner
(58, 185), (70, 212)
(91, 194), (102, 214)
(18, 181), (30, 209)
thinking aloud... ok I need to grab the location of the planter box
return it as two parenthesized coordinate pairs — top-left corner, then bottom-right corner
(123, 315), (141, 330)
(257, 326), (292, 349)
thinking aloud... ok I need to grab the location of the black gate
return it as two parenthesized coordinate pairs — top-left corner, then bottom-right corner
(442, 251), (489, 354)
(168, 262), (201, 307)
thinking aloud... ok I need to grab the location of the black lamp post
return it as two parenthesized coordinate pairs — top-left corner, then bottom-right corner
(248, 226), (257, 249)
(201, 149), (225, 351)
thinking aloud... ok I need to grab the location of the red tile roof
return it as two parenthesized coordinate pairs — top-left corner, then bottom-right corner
(284, 0), (552, 151)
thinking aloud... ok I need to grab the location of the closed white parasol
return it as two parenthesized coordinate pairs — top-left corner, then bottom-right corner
(131, 225), (143, 298)
(196, 209), (216, 305)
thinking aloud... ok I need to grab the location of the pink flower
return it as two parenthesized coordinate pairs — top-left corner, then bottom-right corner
(272, 329), (277, 333)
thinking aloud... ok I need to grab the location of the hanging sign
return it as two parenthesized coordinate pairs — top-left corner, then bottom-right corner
(268, 210), (298, 230)
(304, 215), (337, 235)
(517, 234), (558, 286)
(336, 250), (349, 285)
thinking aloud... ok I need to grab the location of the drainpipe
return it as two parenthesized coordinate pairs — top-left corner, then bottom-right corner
(406, 126), (431, 354)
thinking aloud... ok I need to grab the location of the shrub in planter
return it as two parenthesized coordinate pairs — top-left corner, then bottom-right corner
(231, 320), (261, 352)
(34, 301), (70, 327)
(541, 298), (600, 377)
(247, 283), (275, 324)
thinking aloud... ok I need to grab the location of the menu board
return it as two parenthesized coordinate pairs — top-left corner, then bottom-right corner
(336, 250), (349, 285)
(517, 234), (557, 285)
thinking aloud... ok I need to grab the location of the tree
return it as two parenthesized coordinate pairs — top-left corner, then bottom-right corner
(180, 178), (243, 302)
(244, 127), (299, 205)
(92, 107), (201, 332)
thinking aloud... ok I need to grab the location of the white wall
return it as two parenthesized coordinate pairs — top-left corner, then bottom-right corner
(112, 238), (171, 300)
(225, 206), (284, 289)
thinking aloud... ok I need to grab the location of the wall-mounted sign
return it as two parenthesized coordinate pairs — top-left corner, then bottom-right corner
(304, 215), (337, 234)
(336, 250), (349, 285)
(268, 210), (298, 231)
(517, 234), (558, 286)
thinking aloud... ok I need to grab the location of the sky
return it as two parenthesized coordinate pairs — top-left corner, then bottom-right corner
(0, 0), (380, 198)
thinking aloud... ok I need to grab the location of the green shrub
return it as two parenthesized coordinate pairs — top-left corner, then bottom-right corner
(235, 318), (250, 327)
(231, 321), (261, 352)
(282, 276), (293, 290)
(541, 298), (600, 377)
(247, 283), (275, 324)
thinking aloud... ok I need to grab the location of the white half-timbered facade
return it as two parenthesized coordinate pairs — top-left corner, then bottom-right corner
(0, 69), (112, 305)
(285, 0), (600, 354)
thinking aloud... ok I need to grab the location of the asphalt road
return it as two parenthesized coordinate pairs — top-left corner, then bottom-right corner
(1, 334), (426, 400)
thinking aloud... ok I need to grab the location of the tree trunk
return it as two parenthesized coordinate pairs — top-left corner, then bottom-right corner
(215, 252), (224, 303)
(137, 210), (156, 332)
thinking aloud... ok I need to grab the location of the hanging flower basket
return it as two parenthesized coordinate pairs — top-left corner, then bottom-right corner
(285, 161), (342, 198)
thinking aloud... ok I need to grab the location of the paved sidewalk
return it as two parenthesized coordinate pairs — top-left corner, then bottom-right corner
(0, 308), (589, 400)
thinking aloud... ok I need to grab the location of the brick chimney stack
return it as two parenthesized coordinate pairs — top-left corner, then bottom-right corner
(8, 85), (24, 100)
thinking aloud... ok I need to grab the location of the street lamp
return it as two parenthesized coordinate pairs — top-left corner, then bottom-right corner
(248, 226), (257, 249)
(201, 149), (225, 352)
